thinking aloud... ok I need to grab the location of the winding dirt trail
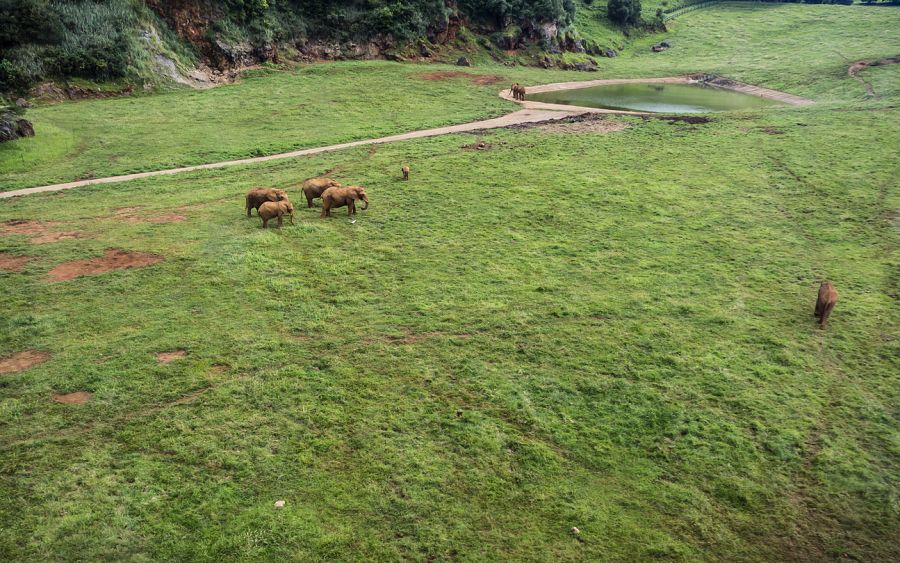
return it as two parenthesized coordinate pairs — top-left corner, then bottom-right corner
(0, 74), (814, 199)
(0, 108), (593, 199)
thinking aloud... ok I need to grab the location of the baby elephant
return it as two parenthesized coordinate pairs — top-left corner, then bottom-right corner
(246, 188), (287, 217)
(301, 177), (341, 208)
(814, 282), (838, 328)
(401, 165), (410, 181)
(321, 185), (368, 218)
(259, 200), (295, 228)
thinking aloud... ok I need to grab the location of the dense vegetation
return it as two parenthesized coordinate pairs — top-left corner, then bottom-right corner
(0, 0), (582, 93)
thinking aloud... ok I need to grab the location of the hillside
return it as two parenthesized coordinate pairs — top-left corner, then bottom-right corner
(1, 0), (633, 94)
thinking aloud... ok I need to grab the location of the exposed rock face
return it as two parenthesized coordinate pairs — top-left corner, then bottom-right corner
(456, 56), (472, 67)
(0, 113), (35, 143)
(27, 82), (134, 102)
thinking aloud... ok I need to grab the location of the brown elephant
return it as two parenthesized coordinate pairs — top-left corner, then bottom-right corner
(321, 185), (368, 218)
(401, 165), (410, 181)
(246, 188), (287, 217)
(511, 83), (526, 101)
(814, 282), (838, 328)
(301, 177), (341, 208)
(258, 200), (295, 228)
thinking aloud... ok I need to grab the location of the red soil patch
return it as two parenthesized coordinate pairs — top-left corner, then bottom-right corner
(1, 219), (85, 244)
(157, 350), (187, 363)
(48, 249), (164, 282)
(416, 71), (504, 85)
(0, 252), (35, 272)
(52, 391), (91, 404)
(0, 350), (50, 374)
(0, 220), (48, 235)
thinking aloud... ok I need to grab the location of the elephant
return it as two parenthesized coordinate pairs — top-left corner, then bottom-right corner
(301, 177), (341, 208)
(321, 185), (368, 218)
(258, 200), (295, 228)
(814, 282), (838, 328)
(510, 83), (526, 101)
(246, 188), (288, 217)
(401, 165), (410, 181)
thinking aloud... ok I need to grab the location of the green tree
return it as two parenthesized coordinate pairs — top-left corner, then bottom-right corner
(607, 0), (641, 26)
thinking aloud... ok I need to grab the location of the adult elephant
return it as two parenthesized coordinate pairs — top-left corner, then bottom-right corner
(320, 185), (369, 218)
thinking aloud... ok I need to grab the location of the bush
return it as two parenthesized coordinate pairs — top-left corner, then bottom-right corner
(608, 0), (642, 26)
(0, 0), (63, 48)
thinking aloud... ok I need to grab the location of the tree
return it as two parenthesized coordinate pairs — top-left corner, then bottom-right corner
(607, 0), (641, 26)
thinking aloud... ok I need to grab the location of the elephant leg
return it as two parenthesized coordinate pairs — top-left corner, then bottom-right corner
(307, 196), (313, 208)
(348, 201), (355, 216)
(821, 302), (835, 327)
(262, 218), (268, 228)
(277, 214), (283, 227)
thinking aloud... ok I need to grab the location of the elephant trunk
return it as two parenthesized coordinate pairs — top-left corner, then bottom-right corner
(361, 196), (369, 210)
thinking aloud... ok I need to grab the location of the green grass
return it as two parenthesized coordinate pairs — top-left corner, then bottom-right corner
(3, 5), (898, 192)
(1, 4), (899, 560)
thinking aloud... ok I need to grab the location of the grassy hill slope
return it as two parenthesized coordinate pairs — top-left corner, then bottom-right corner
(0, 4), (898, 561)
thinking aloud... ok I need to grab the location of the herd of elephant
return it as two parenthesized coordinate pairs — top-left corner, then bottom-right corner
(245, 178), (365, 227)
(245, 167), (411, 227)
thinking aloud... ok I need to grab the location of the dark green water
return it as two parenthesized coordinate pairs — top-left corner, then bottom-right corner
(529, 83), (782, 113)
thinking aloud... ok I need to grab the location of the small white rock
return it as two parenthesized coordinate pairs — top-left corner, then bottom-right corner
(274, 500), (286, 508)
(570, 526), (580, 535)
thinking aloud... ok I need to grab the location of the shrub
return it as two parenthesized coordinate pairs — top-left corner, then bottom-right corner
(608, 0), (642, 26)
(0, 0), (63, 48)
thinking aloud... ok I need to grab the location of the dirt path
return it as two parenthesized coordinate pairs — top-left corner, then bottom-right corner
(0, 108), (592, 199)
(0, 75), (814, 200)
(848, 55), (900, 96)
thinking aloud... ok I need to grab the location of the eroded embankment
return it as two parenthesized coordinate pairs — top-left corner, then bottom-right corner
(848, 55), (900, 96)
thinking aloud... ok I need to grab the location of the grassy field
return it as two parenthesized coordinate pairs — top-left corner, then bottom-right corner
(1, 4), (899, 561)
(2, 5), (898, 192)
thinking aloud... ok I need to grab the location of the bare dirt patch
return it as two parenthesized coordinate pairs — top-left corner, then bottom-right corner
(537, 119), (629, 134)
(52, 391), (91, 404)
(157, 350), (187, 363)
(416, 71), (504, 85)
(147, 214), (187, 223)
(29, 231), (85, 244)
(1, 219), (85, 244)
(0, 350), (50, 374)
(113, 207), (187, 223)
(48, 249), (164, 282)
(0, 252), (35, 272)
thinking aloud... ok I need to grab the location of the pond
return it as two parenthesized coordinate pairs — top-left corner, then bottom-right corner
(528, 83), (782, 113)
